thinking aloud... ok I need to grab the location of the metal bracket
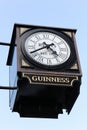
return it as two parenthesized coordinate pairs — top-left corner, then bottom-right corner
(0, 42), (17, 90)
(0, 86), (17, 90)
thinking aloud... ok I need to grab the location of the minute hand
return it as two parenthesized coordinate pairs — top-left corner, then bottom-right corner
(30, 43), (54, 53)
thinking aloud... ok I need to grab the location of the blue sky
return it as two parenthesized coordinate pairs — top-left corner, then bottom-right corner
(0, 0), (87, 129)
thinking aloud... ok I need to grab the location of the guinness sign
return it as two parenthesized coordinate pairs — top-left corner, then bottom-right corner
(22, 73), (78, 86)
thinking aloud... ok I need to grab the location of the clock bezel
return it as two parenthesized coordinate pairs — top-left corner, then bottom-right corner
(20, 28), (76, 70)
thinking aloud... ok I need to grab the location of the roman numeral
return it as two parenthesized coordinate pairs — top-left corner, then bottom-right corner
(37, 55), (43, 63)
(60, 48), (67, 52)
(35, 35), (41, 40)
(32, 53), (38, 59)
(43, 33), (49, 39)
(28, 45), (34, 49)
(59, 52), (66, 59)
(47, 59), (52, 65)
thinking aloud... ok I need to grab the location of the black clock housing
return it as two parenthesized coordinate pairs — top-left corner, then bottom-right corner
(7, 24), (82, 118)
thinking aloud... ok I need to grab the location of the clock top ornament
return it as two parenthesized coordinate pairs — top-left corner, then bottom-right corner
(7, 23), (82, 118)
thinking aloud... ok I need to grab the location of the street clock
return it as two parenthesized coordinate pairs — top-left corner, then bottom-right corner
(7, 23), (82, 118)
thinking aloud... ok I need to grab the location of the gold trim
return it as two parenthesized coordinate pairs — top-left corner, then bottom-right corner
(63, 31), (72, 38)
(71, 63), (78, 69)
(21, 59), (30, 67)
(71, 76), (78, 86)
(20, 27), (29, 35)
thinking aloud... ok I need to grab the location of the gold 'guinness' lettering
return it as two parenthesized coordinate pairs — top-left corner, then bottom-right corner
(32, 76), (70, 83)
(23, 73), (79, 86)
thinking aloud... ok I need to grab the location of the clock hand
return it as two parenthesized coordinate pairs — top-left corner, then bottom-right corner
(43, 42), (58, 56)
(30, 43), (54, 53)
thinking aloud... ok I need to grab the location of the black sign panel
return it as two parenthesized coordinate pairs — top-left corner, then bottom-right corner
(22, 73), (78, 87)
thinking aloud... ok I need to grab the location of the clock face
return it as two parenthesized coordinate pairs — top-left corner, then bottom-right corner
(21, 29), (75, 69)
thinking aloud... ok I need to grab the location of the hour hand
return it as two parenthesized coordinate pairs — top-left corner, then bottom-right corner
(43, 42), (58, 56)
(43, 42), (54, 49)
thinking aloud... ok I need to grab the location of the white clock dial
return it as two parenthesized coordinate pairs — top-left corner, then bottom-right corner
(24, 31), (71, 67)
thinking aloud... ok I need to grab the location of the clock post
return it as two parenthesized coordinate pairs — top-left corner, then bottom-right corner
(7, 23), (82, 118)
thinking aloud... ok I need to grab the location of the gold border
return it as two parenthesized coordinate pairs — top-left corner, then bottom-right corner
(22, 59), (30, 67)
(20, 27), (29, 35)
(22, 73), (78, 87)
